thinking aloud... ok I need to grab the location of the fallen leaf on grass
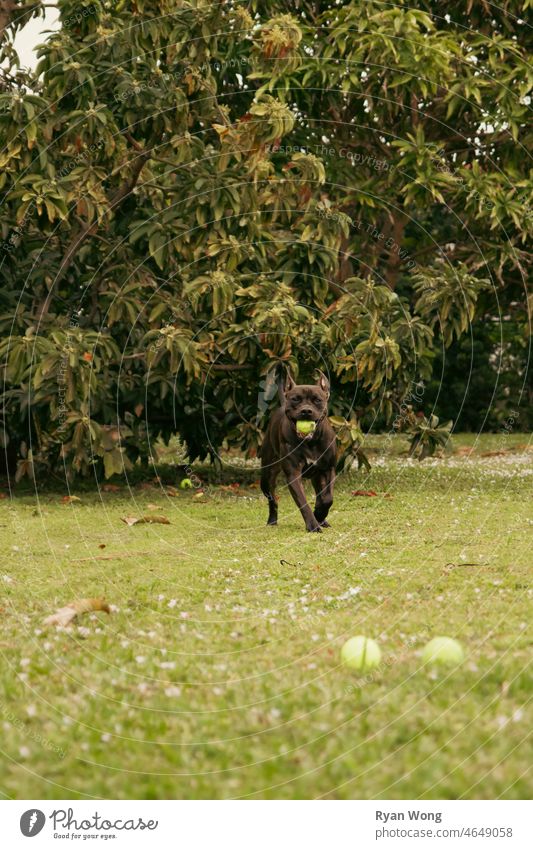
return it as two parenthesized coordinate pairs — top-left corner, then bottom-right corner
(102, 483), (121, 492)
(165, 486), (180, 497)
(142, 515), (171, 524)
(351, 490), (378, 497)
(121, 515), (171, 526)
(98, 543), (106, 549)
(480, 450), (508, 457)
(443, 561), (483, 574)
(43, 597), (110, 627)
(218, 484), (249, 497)
(61, 495), (82, 504)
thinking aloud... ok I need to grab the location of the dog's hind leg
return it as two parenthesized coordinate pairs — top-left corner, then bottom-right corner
(261, 464), (280, 525)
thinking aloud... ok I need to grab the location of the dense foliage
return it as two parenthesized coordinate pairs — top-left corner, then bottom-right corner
(0, 0), (531, 479)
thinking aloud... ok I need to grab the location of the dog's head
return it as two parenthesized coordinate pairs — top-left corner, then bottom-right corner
(280, 371), (330, 436)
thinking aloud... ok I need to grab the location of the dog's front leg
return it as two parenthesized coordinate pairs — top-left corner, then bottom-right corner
(283, 464), (321, 532)
(312, 469), (335, 527)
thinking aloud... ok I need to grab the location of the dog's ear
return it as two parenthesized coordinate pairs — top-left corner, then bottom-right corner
(284, 371), (296, 393)
(278, 368), (295, 403)
(315, 370), (330, 397)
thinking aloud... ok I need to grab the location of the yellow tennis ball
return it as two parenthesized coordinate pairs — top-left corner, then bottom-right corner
(341, 636), (381, 671)
(422, 637), (464, 667)
(180, 478), (193, 489)
(296, 420), (316, 435)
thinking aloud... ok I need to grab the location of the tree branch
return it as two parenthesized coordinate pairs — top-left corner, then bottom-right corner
(120, 357), (251, 372)
(36, 146), (152, 321)
(212, 363), (252, 371)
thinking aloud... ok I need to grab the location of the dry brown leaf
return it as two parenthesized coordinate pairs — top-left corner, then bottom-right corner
(480, 450), (507, 457)
(146, 503), (160, 510)
(43, 597), (110, 627)
(61, 495), (82, 504)
(121, 515), (171, 526)
(443, 561), (482, 574)
(166, 486), (180, 497)
(102, 483), (121, 492)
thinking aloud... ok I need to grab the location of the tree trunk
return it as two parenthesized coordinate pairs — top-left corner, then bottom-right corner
(384, 213), (407, 289)
(0, 0), (16, 43)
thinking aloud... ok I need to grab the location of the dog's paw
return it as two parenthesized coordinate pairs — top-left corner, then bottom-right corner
(266, 520), (278, 526)
(319, 520), (331, 528)
(307, 525), (322, 533)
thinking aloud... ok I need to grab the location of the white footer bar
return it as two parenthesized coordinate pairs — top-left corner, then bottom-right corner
(3, 800), (531, 848)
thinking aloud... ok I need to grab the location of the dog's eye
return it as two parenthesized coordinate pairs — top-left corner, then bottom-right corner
(292, 395), (300, 404)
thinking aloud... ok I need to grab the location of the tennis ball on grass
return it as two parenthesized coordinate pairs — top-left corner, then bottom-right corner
(180, 478), (193, 489)
(341, 636), (381, 672)
(422, 637), (464, 667)
(296, 420), (316, 435)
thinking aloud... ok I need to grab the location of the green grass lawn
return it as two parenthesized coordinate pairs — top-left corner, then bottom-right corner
(0, 434), (531, 799)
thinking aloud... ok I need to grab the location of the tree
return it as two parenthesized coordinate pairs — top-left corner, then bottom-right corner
(0, 0), (530, 480)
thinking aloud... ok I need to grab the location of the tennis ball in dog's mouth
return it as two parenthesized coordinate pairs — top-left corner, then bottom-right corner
(296, 420), (316, 435)
(180, 478), (193, 489)
(422, 637), (464, 667)
(341, 636), (381, 672)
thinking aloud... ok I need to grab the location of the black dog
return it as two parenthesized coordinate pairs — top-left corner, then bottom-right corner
(260, 371), (336, 532)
